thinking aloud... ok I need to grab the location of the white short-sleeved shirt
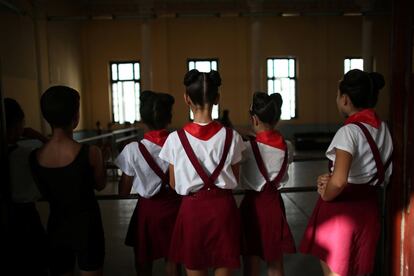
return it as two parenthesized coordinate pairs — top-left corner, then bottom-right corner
(159, 122), (245, 196)
(9, 142), (42, 203)
(240, 131), (292, 191)
(115, 137), (169, 198)
(326, 121), (393, 186)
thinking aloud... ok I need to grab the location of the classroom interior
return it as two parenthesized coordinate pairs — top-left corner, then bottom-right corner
(1, 0), (413, 275)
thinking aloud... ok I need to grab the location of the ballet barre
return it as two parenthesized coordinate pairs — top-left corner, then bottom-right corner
(94, 186), (318, 200)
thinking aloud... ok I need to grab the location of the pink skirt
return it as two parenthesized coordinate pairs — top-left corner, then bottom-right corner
(299, 184), (380, 276)
(240, 189), (296, 261)
(125, 186), (181, 264)
(169, 188), (241, 270)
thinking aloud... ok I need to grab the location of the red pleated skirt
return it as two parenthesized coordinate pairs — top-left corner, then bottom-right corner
(240, 189), (296, 261)
(168, 188), (241, 270)
(299, 184), (380, 276)
(125, 186), (182, 264)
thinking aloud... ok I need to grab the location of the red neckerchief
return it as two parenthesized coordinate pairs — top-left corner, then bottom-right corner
(344, 109), (381, 129)
(144, 129), (169, 146)
(183, 121), (223, 141)
(255, 130), (286, 151)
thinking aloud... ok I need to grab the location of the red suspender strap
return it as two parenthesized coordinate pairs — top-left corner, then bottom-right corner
(250, 139), (270, 183)
(138, 141), (169, 184)
(351, 122), (386, 185)
(177, 127), (233, 187)
(274, 148), (289, 185)
(209, 128), (233, 183)
(384, 153), (393, 170)
(250, 138), (288, 188)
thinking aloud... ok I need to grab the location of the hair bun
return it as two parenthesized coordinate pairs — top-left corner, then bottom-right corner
(184, 69), (201, 86)
(269, 93), (283, 109)
(369, 72), (385, 91)
(251, 91), (282, 125)
(340, 69), (384, 109)
(207, 70), (222, 87)
(140, 90), (157, 103)
(140, 91), (175, 130)
(157, 92), (175, 106)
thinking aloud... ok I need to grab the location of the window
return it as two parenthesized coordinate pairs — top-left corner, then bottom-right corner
(187, 59), (219, 120)
(266, 58), (296, 120)
(110, 62), (141, 124)
(344, 58), (364, 73)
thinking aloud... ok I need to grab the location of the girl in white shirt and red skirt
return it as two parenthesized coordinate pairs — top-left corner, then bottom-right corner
(239, 92), (296, 276)
(159, 69), (245, 276)
(116, 91), (181, 276)
(300, 69), (393, 276)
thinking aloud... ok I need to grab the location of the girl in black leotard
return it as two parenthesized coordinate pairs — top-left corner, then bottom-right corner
(30, 86), (106, 276)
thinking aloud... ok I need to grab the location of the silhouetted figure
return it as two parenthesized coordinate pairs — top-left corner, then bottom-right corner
(5, 98), (48, 275)
(30, 86), (106, 276)
(96, 121), (102, 135)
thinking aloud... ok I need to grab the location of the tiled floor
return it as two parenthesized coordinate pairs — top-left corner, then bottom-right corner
(37, 160), (328, 275)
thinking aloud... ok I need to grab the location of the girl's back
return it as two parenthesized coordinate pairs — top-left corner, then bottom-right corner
(240, 130), (290, 191)
(161, 121), (243, 195)
(158, 70), (244, 273)
(327, 118), (393, 185)
(31, 85), (105, 275)
(30, 141), (104, 253)
(31, 142), (99, 217)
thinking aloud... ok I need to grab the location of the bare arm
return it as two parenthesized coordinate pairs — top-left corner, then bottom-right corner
(118, 173), (133, 196)
(89, 145), (106, 191)
(318, 149), (352, 201)
(169, 164), (176, 190)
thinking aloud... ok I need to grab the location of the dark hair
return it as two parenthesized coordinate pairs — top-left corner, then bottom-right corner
(250, 92), (283, 125)
(41, 85), (80, 128)
(183, 69), (222, 107)
(339, 69), (385, 108)
(4, 98), (24, 130)
(140, 90), (175, 130)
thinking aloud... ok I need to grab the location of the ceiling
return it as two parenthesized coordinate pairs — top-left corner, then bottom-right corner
(0, 0), (392, 18)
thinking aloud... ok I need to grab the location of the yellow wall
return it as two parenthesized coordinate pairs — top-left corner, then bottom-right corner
(48, 21), (85, 129)
(2, 12), (391, 131)
(0, 11), (86, 134)
(82, 15), (391, 129)
(0, 14), (42, 131)
(81, 20), (143, 128)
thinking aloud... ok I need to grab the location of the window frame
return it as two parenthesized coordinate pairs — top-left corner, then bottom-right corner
(266, 56), (298, 120)
(109, 60), (141, 124)
(344, 57), (364, 73)
(186, 58), (220, 121)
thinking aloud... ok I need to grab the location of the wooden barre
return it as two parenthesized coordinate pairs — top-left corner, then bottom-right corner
(77, 132), (113, 143)
(115, 133), (142, 143)
(94, 186), (318, 200)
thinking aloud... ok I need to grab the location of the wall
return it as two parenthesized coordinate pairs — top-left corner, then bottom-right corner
(161, 17), (250, 127)
(2, 10), (391, 132)
(0, 8), (86, 134)
(81, 20), (143, 128)
(0, 13), (42, 131)
(81, 15), (391, 130)
(47, 21), (85, 130)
